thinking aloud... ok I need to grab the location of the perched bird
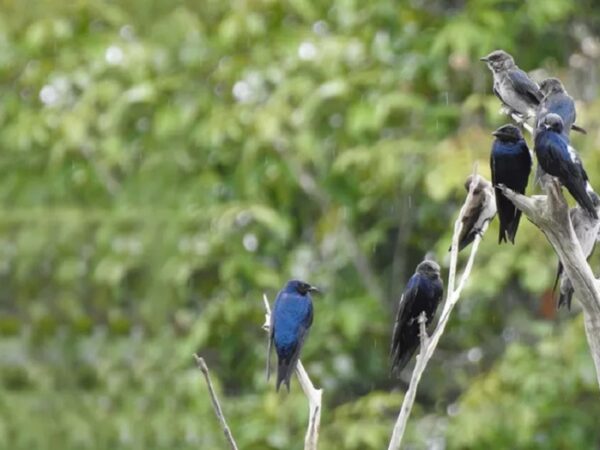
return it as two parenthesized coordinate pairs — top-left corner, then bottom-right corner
(534, 113), (597, 219)
(456, 175), (497, 252)
(554, 193), (600, 310)
(490, 124), (532, 244)
(481, 50), (543, 120)
(536, 77), (586, 135)
(390, 259), (443, 375)
(267, 279), (318, 392)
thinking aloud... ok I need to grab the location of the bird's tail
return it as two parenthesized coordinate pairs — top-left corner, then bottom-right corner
(558, 282), (574, 311)
(457, 231), (476, 252)
(571, 124), (587, 135)
(497, 228), (508, 244)
(390, 346), (417, 377)
(566, 182), (598, 219)
(496, 192), (517, 244)
(276, 356), (296, 392)
(552, 262), (563, 294)
(505, 211), (522, 244)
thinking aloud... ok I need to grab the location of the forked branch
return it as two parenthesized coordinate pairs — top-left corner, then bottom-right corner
(388, 172), (490, 450)
(498, 181), (600, 386)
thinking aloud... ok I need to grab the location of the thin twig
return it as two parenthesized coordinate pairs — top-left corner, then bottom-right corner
(193, 355), (239, 450)
(262, 294), (322, 450)
(388, 169), (488, 450)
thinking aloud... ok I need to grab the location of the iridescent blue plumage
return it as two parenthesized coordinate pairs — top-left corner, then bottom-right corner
(491, 124), (532, 244)
(267, 279), (317, 392)
(534, 113), (597, 219)
(536, 78), (586, 135)
(390, 260), (443, 375)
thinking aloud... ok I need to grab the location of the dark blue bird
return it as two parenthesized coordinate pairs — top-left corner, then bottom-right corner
(267, 279), (318, 392)
(390, 259), (443, 375)
(491, 124), (532, 244)
(536, 78), (586, 135)
(534, 113), (597, 219)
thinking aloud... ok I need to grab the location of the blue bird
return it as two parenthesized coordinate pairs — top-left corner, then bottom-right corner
(491, 124), (532, 244)
(267, 279), (318, 392)
(390, 259), (443, 375)
(534, 113), (597, 219)
(536, 78), (586, 135)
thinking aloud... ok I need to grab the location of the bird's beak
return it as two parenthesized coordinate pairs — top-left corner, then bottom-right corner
(491, 130), (500, 137)
(308, 286), (321, 294)
(480, 56), (489, 62)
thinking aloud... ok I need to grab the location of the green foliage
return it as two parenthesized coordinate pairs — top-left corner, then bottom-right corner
(0, 0), (599, 449)
(447, 319), (600, 449)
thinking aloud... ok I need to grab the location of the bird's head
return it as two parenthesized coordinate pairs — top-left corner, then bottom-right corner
(492, 124), (523, 143)
(463, 174), (491, 194)
(284, 279), (320, 296)
(416, 260), (441, 279)
(539, 77), (565, 96)
(480, 50), (515, 72)
(541, 113), (564, 133)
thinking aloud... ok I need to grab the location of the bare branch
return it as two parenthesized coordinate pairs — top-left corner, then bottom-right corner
(262, 294), (322, 450)
(193, 355), (239, 450)
(498, 181), (600, 386)
(388, 171), (489, 450)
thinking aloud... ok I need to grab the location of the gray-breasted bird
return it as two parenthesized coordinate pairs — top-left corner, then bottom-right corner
(456, 175), (496, 252)
(536, 77), (586, 135)
(481, 50), (543, 120)
(267, 279), (318, 392)
(554, 193), (600, 310)
(491, 124), (532, 244)
(534, 113), (597, 219)
(390, 259), (443, 375)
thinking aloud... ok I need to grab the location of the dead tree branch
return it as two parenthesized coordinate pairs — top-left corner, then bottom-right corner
(498, 180), (600, 386)
(388, 172), (490, 450)
(193, 355), (239, 450)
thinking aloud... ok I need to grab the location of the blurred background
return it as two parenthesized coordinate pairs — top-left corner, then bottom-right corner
(2, 0), (600, 449)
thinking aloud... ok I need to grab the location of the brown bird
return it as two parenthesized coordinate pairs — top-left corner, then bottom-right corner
(456, 175), (497, 252)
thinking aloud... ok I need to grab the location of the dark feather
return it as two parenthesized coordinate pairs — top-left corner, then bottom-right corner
(507, 69), (543, 105)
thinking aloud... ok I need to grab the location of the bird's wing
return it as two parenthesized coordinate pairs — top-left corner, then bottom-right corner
(459, 193), (484, 247)
(284, 317), (312, 381)
(508, 69), (542, 104)
(516, 141), (533, 191)
(391, 276), (419, 358)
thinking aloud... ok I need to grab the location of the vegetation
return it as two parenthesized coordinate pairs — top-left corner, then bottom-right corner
(1, 0), (600, 448)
